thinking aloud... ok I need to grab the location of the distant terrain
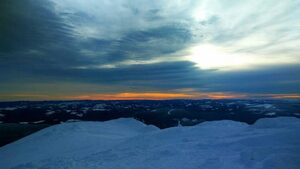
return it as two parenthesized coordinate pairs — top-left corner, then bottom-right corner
(0, 99), (299, 147)
(0, 123), (49, 147)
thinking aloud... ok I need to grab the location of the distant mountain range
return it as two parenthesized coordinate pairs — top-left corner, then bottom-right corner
(1, 99), (299, 128)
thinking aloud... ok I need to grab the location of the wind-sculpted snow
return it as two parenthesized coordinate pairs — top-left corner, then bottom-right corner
(0, 117), (300, 169)
(0, 119), (158, 169)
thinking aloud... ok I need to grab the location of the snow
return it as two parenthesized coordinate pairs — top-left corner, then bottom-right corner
(77, 114), (84, 117)
(45, 111), (56, 116)
(167, 109), (174, 115)
(32, 120), (45, 124)
(0, 107), (18, 111)
(65, 119), (81, 123)
(19, 122), (29, 124)
(93, 104), (108, 111)
(70, 112), (77, 115)
(0, 117), (300, 169)
(247, 104), (275, 109)
(92, 108), (107, 111)
(265, 112), (276, 116)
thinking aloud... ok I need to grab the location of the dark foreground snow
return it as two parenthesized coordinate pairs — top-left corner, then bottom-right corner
(0, 117), (300, 169)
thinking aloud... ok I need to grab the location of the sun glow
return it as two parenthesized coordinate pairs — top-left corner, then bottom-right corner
(185, 44), (298, 71)
(64, 92), (247, 100)
(186, 44), (257, 70)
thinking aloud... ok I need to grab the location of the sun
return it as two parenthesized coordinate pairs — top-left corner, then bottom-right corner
(185, 44), (255, 70)
(185, 43), (300, 71)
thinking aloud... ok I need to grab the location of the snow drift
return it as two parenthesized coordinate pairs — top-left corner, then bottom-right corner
(0, 117), (300, 169)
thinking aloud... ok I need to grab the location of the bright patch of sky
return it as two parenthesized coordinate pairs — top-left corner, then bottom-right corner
(50, 0), (300, 71)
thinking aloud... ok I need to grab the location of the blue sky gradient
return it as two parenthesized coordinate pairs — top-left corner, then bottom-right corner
(0, 0), (299, 100)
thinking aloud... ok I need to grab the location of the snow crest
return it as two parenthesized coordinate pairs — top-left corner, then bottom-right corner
(0, 117), (300, 169)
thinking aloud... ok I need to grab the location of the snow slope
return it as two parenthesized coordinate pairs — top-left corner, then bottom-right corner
(0, 117), (300, 169)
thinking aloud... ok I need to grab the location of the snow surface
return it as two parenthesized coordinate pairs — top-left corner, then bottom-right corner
(45, 111), (56, 116)
(0, 117), (300, 169)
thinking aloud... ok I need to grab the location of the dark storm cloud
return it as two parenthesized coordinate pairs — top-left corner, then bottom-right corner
(0, 0), (92, 76)
(0, 0), (72, 52)
(203, 65), (300, 94)
(0, 0), (196, 89)
(0, 0), (194, 71)
(79, 25), (192, 64)
(21, 61), (205, 91)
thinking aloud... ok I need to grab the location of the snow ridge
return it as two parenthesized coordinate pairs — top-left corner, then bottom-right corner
(0, 117), (300, 169)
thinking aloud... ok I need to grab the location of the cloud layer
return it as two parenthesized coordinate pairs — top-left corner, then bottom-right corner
(0, 0), (299, 100)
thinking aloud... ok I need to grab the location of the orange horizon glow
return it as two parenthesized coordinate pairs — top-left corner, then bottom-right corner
(67, 92), (194, 100)
(1, 92), (300, 101)
(65, 92), (247, 100)
(269, 94), (300, 99)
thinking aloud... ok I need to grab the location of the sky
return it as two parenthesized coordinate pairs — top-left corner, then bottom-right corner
(0, 0), (300, 100)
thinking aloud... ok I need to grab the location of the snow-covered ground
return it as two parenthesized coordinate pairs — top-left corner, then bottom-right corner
(0, 117), (300, 169)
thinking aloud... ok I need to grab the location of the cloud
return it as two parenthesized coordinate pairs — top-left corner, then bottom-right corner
(77, 25), (193, 65)
(0, 0), (299, 100)
(203, 64), (300, 94)
(37, 61), (206, 91)
(0, 0), (73, 52)
(182, 0), (300, 70)
(49, 0), (199, 40)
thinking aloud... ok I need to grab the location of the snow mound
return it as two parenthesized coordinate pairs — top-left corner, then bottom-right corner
(253, 117), (300, 128)
(0, 118), (158, 169)
(1, 117), (300, 169)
